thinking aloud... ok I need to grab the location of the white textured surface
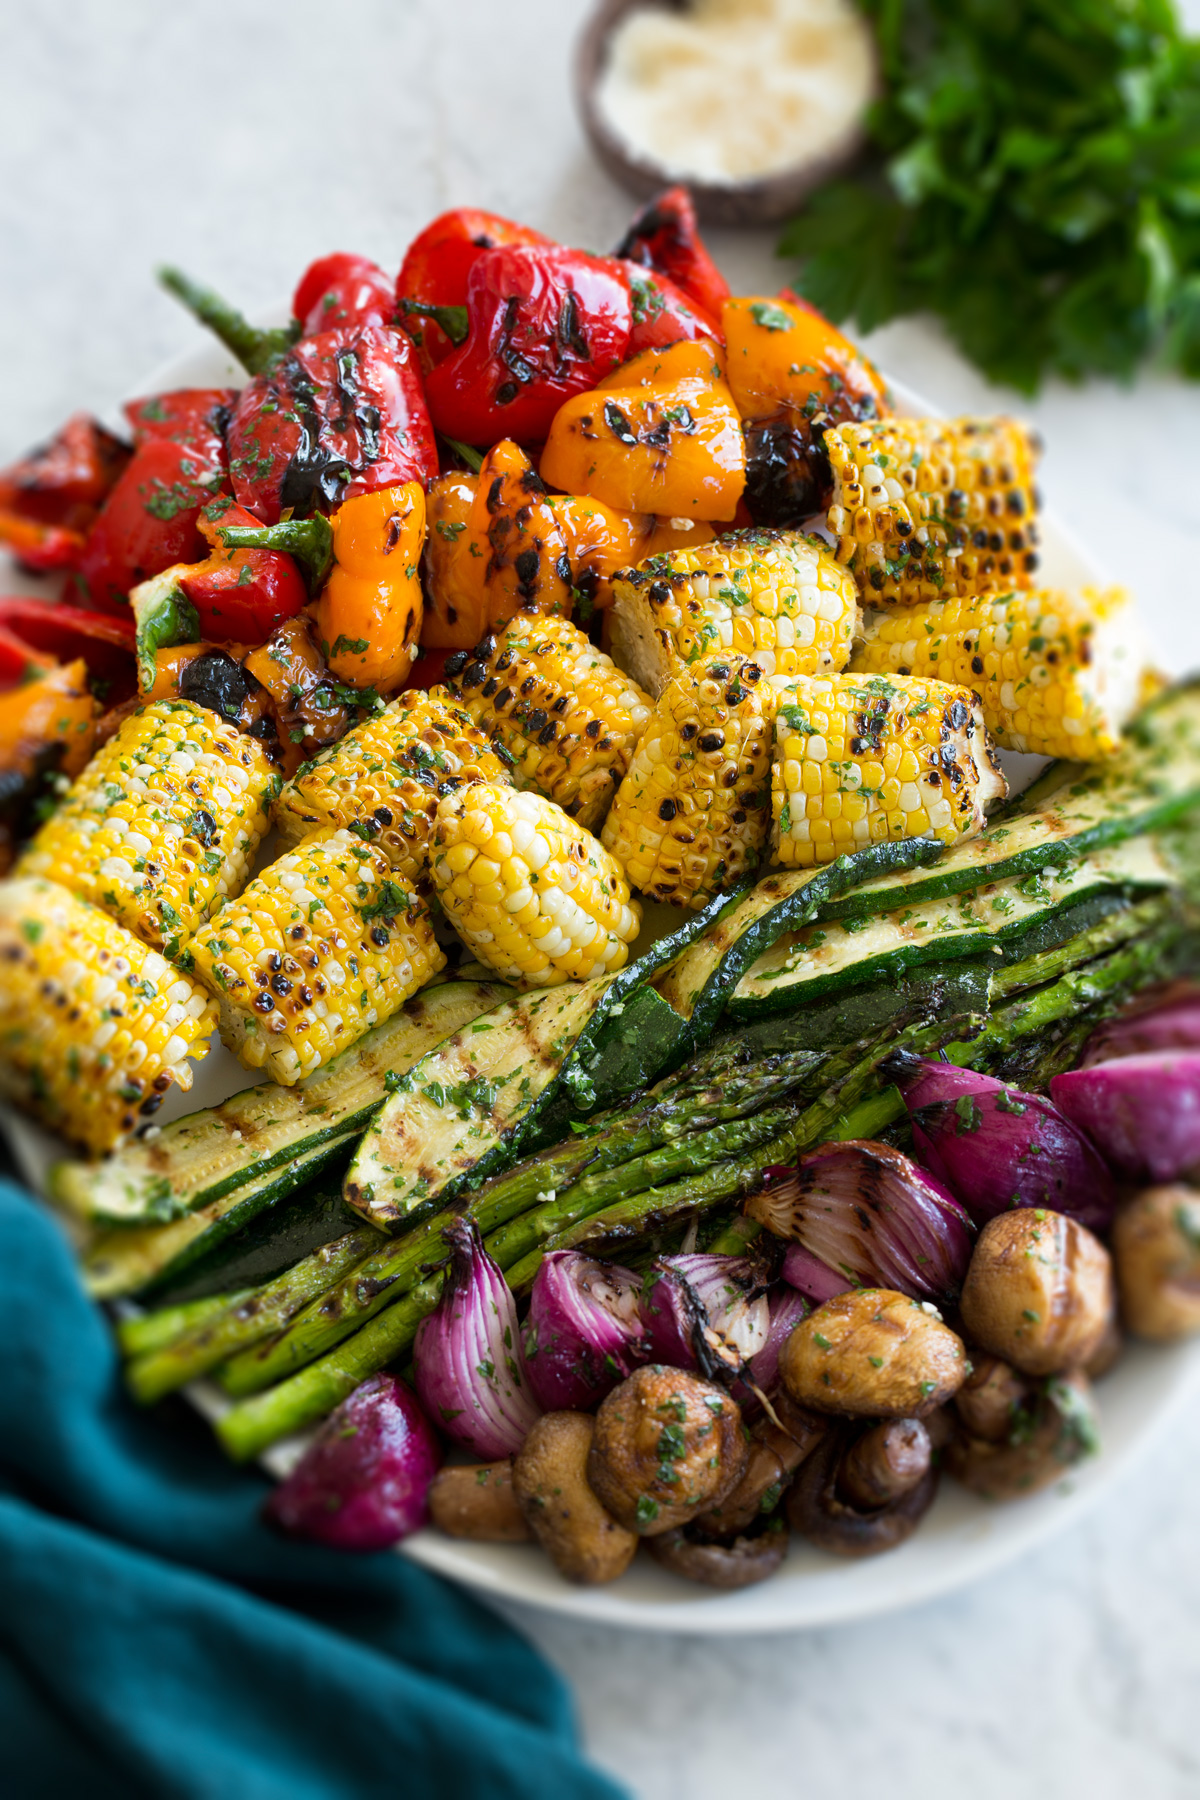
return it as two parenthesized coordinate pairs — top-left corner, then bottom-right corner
(4, 0), (1200, 1792)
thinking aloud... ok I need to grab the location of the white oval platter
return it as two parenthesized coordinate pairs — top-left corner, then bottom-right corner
(3, 329), (1197, 1634)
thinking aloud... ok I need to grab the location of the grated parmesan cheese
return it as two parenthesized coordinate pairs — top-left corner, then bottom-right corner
(595, 0), (874, 186)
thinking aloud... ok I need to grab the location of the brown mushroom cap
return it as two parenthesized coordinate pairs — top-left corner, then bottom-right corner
(960, 1210), (1114, 1376)
(779, 1288), (968, 1418)
(428, 1460), (533, 1543)
(786, 1423), (939, 1557)
(647, 1522), (788, 1590)
(695, 1394), (826, 1536)
(513, 1413), (638, 1585)
(1112, 1184), (1200, 1342)
(945, 1370), (1097, 1502)
(587, 1365), (748, 1536)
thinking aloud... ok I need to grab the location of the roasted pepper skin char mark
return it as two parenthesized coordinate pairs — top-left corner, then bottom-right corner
(225, 323), (437, 525)
(423, 244), (634, 447)
(613, 186), (731, 332)
(396, 206), (552, 367)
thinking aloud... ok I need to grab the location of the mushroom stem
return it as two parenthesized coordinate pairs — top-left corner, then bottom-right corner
(838, 1419), (931, 1511)
(953, 1356), (1030, 1442)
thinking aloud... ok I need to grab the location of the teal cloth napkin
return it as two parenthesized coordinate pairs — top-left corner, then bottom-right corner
(0, 1178), (626, 1800)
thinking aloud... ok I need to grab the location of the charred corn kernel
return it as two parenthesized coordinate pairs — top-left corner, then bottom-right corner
(0, 877), (217, 1155)
(771, 672), (1006, 868)
(18, 699), (279, 958)
(602, 655), (773, 908)
(609, 527), (859, 699)
(185, 828), (444, 1086)
(275, 686), (512, 885)
(444, 616), (653, 830)
(852, 586), (1149, 762)
(825, 417), (1041, 606)
(432, 784), (641, 988)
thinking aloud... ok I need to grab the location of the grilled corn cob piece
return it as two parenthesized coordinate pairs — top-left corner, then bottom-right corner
(443, 617), (653, 830)
(601, 655), (774, 908)
(432, 784), (641, 987)
(609, 527), (859, 698)
(184, 828), (444, 1086)
(0, 877), (217, 1155)
(852, 586), (1149, 761)
(825, 417), (1041, 607)
(275, 686), (512, 886)
(18, 699), (279, 957)
(771, 672), (1006, 868)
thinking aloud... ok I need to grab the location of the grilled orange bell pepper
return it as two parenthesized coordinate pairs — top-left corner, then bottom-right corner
(0, 659), (97, 778)
(539, 340), (745, 523)
(546, 495), (651, 613)
(638, 515), (717, 559)
(722, 294), (890, 525)
(458, 440), (574, 635)
(420, 471), (483, 649)
(315, 485), (425, 692)
(221, 487), (426, 695)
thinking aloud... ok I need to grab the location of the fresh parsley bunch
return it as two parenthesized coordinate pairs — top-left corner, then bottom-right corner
(780, 0), (1200, 391)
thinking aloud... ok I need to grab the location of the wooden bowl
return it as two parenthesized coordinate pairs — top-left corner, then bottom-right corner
(576, 0), (876, 229)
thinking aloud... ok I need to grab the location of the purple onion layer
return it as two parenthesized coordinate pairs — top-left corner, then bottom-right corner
(264, 1373), (442, 1551)
(523, 1251), (646, 1411)
(899, 1060), (1116, 1234)
(640, 1253), (772, 1379)
(746, 1141), (973, 1303)
(1082, 995), (1200, 1067)
(414, 1220), (541, 1459)
(1051, 1051), (1200, 1184)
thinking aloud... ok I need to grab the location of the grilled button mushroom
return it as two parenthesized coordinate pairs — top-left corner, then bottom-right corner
(838, 1418), (932, 1512)
(787, 1419), (937, 1557)
(696, 1392), (826, 1536)
(587, 1365), (747, 1536)
(428, 1459), (533, 1543)
(646, 1519), (788, 1590)
(946, 1370), (1098, 1502)
(1084, 1313), (1125, 1379)
(512, 1413), (638, 1585)
(780, 1288), (968, 1418)
(960, 1209), (1114, 1376)
(953, 1355), (1031, 1442)
(1112, 1184), (1200, 1342)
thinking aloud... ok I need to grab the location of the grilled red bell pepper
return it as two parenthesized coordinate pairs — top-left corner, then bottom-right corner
(124, 388), (236, 457)
(0, 413), (131, 572)
(293, 254), (394, 336)
(173, 499), (308, 641)
(623, 266), (723, 356)
(75, 435), (227, 612)
(396, 208), (551, 366)
(160, 267), (437, 523)
(0, 623), (55, 689)
(0, 413), (130, 530)
(423, 245), (633, 447)
(0, 513), (87, 573)
(0, 597), (137, 702)
(614, 187), (731, 331)
(225, 323), (437, 523)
